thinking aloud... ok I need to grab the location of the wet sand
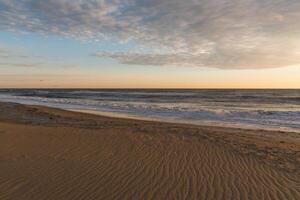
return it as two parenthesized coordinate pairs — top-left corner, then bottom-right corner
(0, 102), (299, 200)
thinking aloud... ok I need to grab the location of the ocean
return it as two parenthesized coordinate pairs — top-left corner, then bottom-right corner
(0, 89), (299, 132)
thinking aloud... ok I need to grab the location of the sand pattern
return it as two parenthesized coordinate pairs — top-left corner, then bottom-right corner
(0, 102), (299, 200)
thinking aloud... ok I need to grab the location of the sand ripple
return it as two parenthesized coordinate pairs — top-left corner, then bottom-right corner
(0, 103), (299, 200)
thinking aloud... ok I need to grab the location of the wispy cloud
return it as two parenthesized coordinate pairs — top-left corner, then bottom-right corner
(1, 0), (300, 69)
(0, 47), (7, 53)
(0, 46), (9, 56)
(0, 62), (42, 68)
(0, 44), (40, 68)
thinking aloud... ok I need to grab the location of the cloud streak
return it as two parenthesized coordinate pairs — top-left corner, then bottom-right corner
(0, 44), (43, 68)
(1, 0), (300, 69)
(0, 62), (42, 68)
(0, 46), (9, 57)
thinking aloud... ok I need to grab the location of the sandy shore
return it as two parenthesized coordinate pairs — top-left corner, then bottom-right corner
(0, 102), (299, 200)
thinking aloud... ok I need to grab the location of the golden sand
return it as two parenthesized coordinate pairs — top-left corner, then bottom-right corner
(0, 102), (299, 200)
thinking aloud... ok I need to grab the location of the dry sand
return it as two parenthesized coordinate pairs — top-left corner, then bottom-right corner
(0, 102), (299, 200)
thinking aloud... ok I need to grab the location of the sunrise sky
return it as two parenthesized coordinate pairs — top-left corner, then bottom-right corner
(0, 0), (300, 88)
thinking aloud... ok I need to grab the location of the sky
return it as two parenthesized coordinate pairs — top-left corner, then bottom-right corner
(0, 0), (300, 88)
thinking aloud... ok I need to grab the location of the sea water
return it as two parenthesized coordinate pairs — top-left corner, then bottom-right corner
(0, 89), (299, 132)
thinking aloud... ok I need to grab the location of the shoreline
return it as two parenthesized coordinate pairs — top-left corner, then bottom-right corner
(2, 100), (300, 136)
(0, 101), (299, 199)
(1, 101), (300, 171)
(1, 97), (300, 134)
(69, 108), (300, 134)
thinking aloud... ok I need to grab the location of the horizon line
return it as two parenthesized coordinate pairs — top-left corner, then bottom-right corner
(0, 87), (299, 90)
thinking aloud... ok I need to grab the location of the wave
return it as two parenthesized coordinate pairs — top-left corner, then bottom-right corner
(1, 93), (300, 132)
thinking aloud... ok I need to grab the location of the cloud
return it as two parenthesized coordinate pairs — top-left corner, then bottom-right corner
(0, 46), (9, 56)
(1, 0), (300, 69)
(0, 45), (36, 68)
(0, 62), (42, 68)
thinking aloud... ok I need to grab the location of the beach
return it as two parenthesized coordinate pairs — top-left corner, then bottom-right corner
(0, 102), (299, 200)
(2, 0), (300, 199)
